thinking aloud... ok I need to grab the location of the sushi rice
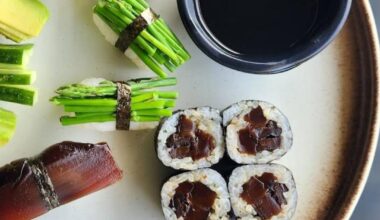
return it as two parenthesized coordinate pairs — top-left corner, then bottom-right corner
(222, 100), (293, 164)
(93, 14), (148, 69)
(156, 107), (225, 170)
(228, 164), (297, 220)
(161, 168), (231, 220)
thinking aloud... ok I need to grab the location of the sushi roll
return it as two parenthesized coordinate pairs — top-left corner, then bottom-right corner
(228, 164), (297, 220)
(222, 100), (293, 164)
(156, 107), (225, 170)
(161, 168), (231, 220)
(51, 77), (178, 131)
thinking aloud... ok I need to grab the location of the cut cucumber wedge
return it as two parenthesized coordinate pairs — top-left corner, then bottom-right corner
(0, 85), (37, 106)
(0, 69), (35, 85)
(0, 108), (16, 147)
(0, 44), (33, 68)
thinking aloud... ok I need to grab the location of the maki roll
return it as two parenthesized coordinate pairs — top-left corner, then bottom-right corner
(0, 141), (123, 220)
(161, 168), (231, 220)
(156, 107), (225, 170)
(51, 77), (178, 131)
(222, 100), (293, 164)
(228, 164), (297, 220)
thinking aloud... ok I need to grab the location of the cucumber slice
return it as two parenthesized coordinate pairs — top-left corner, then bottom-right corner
(0, 69), (35, 85)
(0, 44), (33, 68)
(0, 44), (33, 67)
(0, 108), (16, 147)
(0, 85), (37, 106)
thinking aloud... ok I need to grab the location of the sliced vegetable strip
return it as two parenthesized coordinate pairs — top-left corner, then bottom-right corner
(0, 108), (16, 147)
(0, 44), (37, 106)
(0, 69), (35, 85)
(0, 85), (36, 106)
(0, 44), (33, 68)
(0, 0), (49, 42)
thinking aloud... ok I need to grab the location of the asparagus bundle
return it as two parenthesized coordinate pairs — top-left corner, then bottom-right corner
(93, 0), (190, 78)
(0, 108), (16, 147)
(51, 77), (178, 131)
(0, 141), (123, 220)
(0, 44), (37, 106)
(0, 0), (49, 42)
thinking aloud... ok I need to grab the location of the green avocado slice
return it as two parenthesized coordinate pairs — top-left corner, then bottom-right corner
(0, 0), (49, 42)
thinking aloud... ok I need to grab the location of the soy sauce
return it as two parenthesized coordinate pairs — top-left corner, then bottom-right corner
(199, 0), (319, 56)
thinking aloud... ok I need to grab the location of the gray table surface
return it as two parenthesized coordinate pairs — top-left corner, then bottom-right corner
(351, 1), (380, 219)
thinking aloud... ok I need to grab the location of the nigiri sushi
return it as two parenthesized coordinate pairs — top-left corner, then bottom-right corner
(51, 77), (178, 131)
(93, 0), (190, 78)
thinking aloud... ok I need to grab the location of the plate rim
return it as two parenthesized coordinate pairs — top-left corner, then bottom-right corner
(337, 0), (380, 219)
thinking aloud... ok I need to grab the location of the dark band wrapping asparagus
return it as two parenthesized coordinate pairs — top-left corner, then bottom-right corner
(115, 8), (158, 52)
(0, 141), (123, 220)
(51, 77), (178, 131)
(116, 82), (132, 130)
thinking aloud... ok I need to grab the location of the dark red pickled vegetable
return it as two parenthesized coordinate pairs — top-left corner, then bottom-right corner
(0, 141), (123, 220)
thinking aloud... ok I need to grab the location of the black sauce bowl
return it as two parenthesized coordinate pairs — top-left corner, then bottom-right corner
(177, 0), (352, 74)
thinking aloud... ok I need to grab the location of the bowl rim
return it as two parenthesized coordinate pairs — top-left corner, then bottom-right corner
(177, 0), (353, 74)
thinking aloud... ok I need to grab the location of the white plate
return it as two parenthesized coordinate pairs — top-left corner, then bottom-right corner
(0, 0), (379, 219)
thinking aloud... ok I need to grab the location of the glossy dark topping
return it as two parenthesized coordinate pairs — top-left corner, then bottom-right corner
(241, 173), (289, 220)
(167, 115), (216, 160)
(238, 106), (282, 155)
(170, 181), (217, 220)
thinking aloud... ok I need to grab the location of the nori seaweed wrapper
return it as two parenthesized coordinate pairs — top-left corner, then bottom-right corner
(116, 82), (132, 130)
(28, 159), (60, 210)
(115, 8), (159, 52)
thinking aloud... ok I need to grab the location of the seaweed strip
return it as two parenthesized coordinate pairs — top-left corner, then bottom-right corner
(116, 82), (132, 130)
(115, 8), (159, 52)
